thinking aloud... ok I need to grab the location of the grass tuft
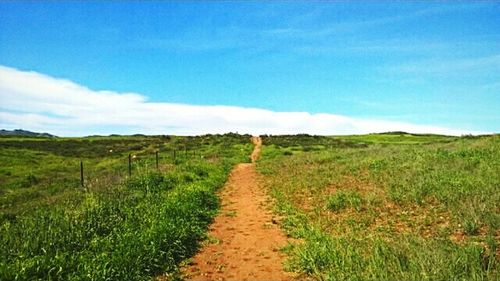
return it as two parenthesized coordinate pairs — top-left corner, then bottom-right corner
(327, 190), (363, 212)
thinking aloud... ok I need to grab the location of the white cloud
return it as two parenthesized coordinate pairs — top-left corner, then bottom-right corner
(0, 65), (486, 136)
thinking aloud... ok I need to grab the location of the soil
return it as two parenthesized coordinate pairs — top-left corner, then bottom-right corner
(181, 136), (293, 281)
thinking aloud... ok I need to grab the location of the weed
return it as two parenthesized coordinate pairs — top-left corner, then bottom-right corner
(327, 190), (363, 212)
(21, 172), (39, 188)
(463, 217), (480, 236)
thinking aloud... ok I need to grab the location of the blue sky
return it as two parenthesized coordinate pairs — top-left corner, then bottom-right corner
(0, 1), (499, 136)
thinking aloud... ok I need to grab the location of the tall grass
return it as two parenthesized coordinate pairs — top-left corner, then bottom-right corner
(258, 134), (499, 280)
(0, 134), (252, 280)
(287, 227), (489, 281)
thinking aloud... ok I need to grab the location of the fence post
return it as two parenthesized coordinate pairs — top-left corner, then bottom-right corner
(173, 149), (176, 162)
(185, 147), (188, 157)
(128, 153), (132, 177)
(80, 161), (84, 187)
(155, 151), (159, 170)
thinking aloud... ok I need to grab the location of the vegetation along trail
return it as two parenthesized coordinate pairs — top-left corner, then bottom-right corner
(182, 136), (293, 280)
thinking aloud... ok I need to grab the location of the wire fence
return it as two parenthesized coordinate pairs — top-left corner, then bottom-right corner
(78, 147), (217, 190)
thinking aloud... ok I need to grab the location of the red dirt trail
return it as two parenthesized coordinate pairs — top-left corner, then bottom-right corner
(181, 136), (293, 281)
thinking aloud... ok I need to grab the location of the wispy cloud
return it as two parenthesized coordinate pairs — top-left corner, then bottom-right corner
(127, 3), (497, 58)
(383, 54), (500, 77)
(261, 3), (491, 40)
(0, 65), (486, 136)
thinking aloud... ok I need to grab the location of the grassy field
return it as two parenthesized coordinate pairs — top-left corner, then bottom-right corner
(2, 132), (498, 280)
(258, 133), (499, 280)
(0, 133), (252, 280)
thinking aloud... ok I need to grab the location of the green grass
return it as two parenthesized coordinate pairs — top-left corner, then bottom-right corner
(0, 133), (251, 216)
(333, 132), (459, 145)
(327, 190), (363, 212)
(258, 133), (499, 280)
(0, 133), (253, 280)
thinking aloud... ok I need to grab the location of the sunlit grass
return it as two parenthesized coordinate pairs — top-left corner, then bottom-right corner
(258, 133), (499, 280)
(0, 133), (253, 280)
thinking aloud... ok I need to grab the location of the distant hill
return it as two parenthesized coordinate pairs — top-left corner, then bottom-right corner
(0, 129), (57, 138)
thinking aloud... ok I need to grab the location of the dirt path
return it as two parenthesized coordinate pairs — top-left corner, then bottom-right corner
(182, 137), (293, 281)
(250, 136), (262, 163)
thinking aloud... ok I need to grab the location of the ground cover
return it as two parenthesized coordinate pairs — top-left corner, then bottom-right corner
(0, 133), (252, 280)
(258, 133), (499, 280)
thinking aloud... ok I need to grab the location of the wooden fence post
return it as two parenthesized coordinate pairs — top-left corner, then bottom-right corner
(80, 161), (84, 187)
(173, 149), (176, 162)
(128, 153), (132, 177)
(155, 151), (159, 170)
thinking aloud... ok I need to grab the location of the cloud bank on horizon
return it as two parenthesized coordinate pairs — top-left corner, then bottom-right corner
(0, 65), (488, 137)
